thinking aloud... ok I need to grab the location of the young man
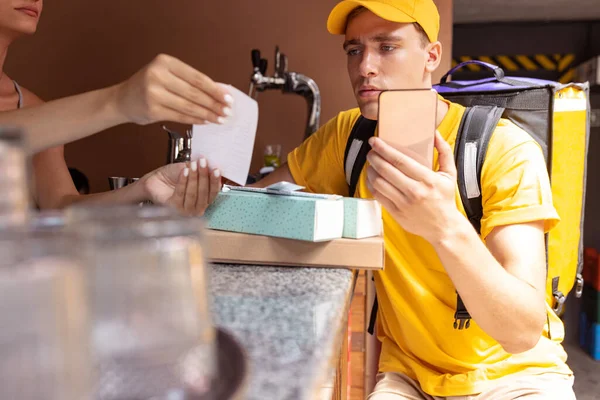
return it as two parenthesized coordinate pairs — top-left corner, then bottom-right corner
(256, 0), (575, 398)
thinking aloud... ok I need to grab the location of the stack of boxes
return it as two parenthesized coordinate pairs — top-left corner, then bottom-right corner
(580, 247), (600, 360)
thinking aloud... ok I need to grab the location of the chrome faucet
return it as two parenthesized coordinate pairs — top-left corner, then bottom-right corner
(107, 126), (192, 201)
(249, 46), (321, 140)
(163, 125), (193, 164)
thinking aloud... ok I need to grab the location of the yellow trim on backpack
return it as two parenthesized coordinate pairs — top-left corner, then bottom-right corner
(547, 85), (588, 314)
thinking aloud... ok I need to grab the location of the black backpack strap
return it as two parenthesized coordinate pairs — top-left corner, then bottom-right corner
(343, 116), (379, 335)
(345, 107), (504, 333)
(344, 116), (378, 197)
(368, 294), (379, 335)
(453, 105), (504, 329)
(454, 105), (504, 233)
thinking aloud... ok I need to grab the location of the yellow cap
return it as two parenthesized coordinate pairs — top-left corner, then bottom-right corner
(327, 0), (440, 43)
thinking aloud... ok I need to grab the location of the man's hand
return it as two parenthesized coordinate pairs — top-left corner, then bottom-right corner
(142, 158), (222, 216)
(366, 131), (461, 244)
(114, 54), (234, 126)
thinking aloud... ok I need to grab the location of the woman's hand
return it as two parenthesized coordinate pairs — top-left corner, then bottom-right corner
(114, 54), (234, 126)
(142, 158), (222, 216)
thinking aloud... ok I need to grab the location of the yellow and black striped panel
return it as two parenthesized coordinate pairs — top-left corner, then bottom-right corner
(451, 54), (576, 83)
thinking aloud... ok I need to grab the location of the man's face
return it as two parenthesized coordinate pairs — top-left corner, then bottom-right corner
(344, 10), (431, 120)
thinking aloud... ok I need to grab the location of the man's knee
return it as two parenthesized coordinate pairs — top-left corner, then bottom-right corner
(478, 373), (575, 400)
(367, 372), (434, 400)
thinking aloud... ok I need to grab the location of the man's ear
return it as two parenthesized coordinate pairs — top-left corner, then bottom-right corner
(424, 41), (443, 74)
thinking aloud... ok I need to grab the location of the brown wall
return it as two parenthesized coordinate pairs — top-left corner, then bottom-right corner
(6, 0), (452, 193)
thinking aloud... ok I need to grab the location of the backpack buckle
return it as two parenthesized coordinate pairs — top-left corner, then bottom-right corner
(552, 292), (566, 315)
(575, 274), (584, 298)
(453, 311), (471, 330)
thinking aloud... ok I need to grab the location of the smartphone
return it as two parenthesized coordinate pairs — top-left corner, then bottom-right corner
(377, 89), (438, 169)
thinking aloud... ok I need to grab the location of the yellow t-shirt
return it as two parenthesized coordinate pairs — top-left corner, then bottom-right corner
(287, 98), (572, 397)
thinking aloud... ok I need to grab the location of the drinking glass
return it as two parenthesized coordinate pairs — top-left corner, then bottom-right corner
(66, 205), (215, 399)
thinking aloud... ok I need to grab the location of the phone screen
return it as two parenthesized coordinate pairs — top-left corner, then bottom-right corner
(377, 89), (438, 168)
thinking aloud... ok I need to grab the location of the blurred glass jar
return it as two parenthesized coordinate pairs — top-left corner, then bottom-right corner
(263, 144), (282, 168)
(0, 126), (30, 229)
(0, 214), (91, 400)
(65, 204), (216, 399)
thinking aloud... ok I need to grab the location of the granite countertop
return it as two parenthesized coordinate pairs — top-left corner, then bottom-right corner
(210, 264), (355, 400)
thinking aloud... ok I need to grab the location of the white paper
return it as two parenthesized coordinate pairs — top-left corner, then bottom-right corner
(192, 84), (259, 186)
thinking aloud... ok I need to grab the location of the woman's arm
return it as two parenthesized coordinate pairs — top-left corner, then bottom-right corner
(51, 161), (221, 214)
(22, 85), (221, 213)
(19, 88), (81, 209)
(0, 54), (234, 154)
(23, 87), (141, 209)
(32, 144), (80, 208)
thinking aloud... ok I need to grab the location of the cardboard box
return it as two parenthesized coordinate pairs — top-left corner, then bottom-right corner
(583, 286), (600, 323)
(579, 312), (600, 361)
(204, 187), (344, 242)
(204, 229), (384, 270)
(343, 198), (383, 239)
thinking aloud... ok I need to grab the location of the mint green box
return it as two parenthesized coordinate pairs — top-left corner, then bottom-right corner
(342, 198), (383, 239)
(203, 190), (344, 242)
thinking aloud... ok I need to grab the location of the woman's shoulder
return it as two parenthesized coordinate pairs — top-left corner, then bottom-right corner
(14, 82), (45, 107)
